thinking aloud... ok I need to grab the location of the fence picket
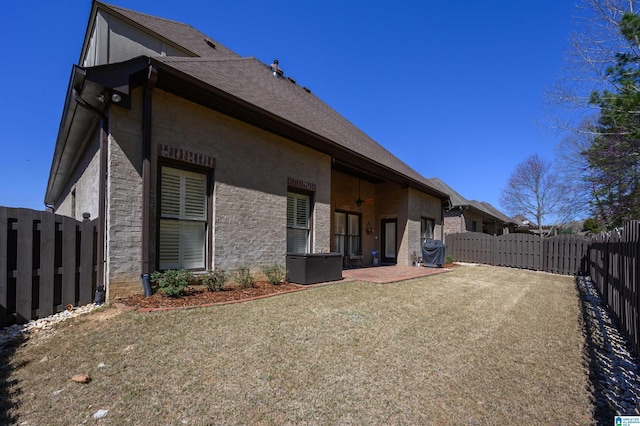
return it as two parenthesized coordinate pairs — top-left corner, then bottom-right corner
(14, 209), (34, 324)
(1, 207), (98, 327)
(61, 216), (76, 308)
(38, 212), (55, 318)
(0, 208), (7, 326)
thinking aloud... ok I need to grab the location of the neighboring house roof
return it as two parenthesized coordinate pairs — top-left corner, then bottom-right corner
(512, 214), (537, 228)
(425, 178), (467, 207)
(478, 201), (513, 223)
(46, 1), (449, 204)
(427, 177), (512, 224)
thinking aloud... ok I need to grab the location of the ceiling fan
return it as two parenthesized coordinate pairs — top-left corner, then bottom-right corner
(355, 179), (374, 207)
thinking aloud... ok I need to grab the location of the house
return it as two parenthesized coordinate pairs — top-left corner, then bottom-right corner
(427, 178), (514, 239)
(44, 1), (450, 299)
(512, 214), (538, 234)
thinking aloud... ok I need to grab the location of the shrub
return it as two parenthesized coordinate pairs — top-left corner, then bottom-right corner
(583, 218), (603, 234)
(445, 255), (454, 264)
(234, 266), (256, 289)
(262, 264), (286, 285)
(151, 269), (193, 297)
(202, 269), (227, 292)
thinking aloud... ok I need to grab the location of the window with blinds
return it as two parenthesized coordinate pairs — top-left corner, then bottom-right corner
(421, 217), (434, 241)
(287, 192), (310, 253)
(159, 167), (207, 270)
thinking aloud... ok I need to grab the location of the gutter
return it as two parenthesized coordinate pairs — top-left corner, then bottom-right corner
(72, 88), (107, 303)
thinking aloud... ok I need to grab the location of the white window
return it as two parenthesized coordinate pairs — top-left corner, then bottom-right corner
(159, 167), (207, 270)
(421, 217), (434, 241)
(287, 192), (310, 253)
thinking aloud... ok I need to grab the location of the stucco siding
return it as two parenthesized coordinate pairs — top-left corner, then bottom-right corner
(54, 129), (101, 221)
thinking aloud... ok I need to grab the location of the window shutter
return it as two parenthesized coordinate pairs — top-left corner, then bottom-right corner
(160, 167), (207, 270)
(161, 169), (181, 218)
(159, 219), (180, 270)
(287, 192), (310, 253)
(183, 174), (206, 220)
(180, 222), (205, 269)
(295, 196), (308, 228)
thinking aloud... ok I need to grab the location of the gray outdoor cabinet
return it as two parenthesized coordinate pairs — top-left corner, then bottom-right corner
(286, 253), (343, 284)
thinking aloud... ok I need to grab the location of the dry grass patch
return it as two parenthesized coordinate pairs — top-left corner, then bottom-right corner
(1, 265), (593, 424)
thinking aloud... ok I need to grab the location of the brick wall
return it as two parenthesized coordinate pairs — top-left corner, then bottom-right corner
(151, 90), (331, 276)
(105, 91), (144, 299)
(444, 209), (465, 241)
(407, 187), (443, 262)
(331, 171), (377, 264)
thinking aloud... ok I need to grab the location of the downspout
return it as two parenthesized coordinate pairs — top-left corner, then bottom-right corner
(141, 64), (158, 297)
(441, 200), (446, 241)
(72, 89), (107, 303)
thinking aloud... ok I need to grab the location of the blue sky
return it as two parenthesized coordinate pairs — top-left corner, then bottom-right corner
(0, 1), (576, 213)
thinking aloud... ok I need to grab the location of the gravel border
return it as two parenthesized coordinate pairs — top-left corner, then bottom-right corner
(577, 275), (640, 421)
(0, 303), (103, 349)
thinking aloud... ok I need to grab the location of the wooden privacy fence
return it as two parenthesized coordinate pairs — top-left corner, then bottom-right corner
(447, 223), (640, 357)
(587, 221), (640, 358)
(446, 232), (590, 275)
(0, 207), (100, 327)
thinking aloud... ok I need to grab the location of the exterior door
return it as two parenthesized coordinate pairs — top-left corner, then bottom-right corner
(381, 219), (397, 264)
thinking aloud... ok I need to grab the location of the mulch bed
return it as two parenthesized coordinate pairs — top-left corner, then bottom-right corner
(118, 281), (304, 309)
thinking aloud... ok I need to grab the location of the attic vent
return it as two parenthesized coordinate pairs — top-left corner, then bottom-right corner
(303, 87), (311, 93)
(204, 38), (216, 49)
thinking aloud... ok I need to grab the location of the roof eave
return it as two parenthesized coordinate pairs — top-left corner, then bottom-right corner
(149, 58), (449, 201)
(45, 58), (149, 205)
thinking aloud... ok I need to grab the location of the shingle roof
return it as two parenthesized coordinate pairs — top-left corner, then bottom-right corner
(426, 178), (469, 206)
(61, 2), (447, 199)
(427, 178), (512, 223)
(479, 201), (512, 223)
(154, 56), (438, 189)
(97, 1), (239, 58)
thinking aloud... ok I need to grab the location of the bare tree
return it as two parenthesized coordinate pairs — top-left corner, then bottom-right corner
(548, 0), (640, 120)
(546, 0), (640, 227)
(500, 154), (576, 235)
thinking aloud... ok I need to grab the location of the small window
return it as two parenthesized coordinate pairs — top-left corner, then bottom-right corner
(159, 166), (207, 270)
(421, 217), (434, 241)
(287, 192), (310, 253)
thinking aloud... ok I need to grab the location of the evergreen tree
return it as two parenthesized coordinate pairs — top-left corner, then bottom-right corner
(586, 12), (640, 228)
